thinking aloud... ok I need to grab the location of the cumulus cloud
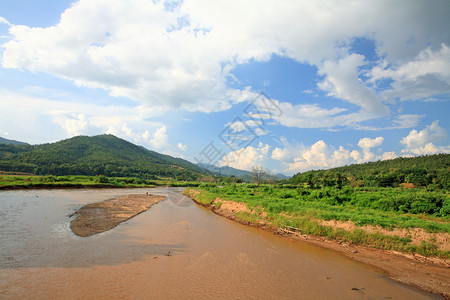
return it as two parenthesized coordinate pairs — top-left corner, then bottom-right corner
(1, 0), (448, 117)
(270, 124), (449, 174)
(281, 140), (351, 173)
(51, 113), (89, 136)
(371, 44), (450, 101)
(1, 0), (253, 112)
(357, 136), (384, 161)
(381, 151), (398, 161)
(219, 142), (270, 171)
(400, 121), (450, 155)
(147, 126), (169, 149)
(271, 137), (297, 162)
(272, 136), (390, 174)
(318, 54), (388, 115)
(0, 90), (166, 146)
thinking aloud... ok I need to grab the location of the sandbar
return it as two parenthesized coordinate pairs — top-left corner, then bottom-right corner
(70, 193), (166, 237)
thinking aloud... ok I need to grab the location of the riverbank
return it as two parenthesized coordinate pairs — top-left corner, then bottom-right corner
(0, 174), (200, 190)
(70, 193), (166, 237)
(183, 188), (450, 298)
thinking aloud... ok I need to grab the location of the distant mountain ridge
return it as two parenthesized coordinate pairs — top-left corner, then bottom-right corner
(0, 136), (29, 146)
(198, 163), (287, 180)
(0, 134), (208, 179)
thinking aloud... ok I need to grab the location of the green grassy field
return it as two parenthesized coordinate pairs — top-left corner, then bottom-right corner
(0, 174), (201, 189)
(185, 184), (450, 258)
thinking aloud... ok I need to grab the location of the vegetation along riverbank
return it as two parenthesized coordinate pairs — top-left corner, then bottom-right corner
(0, 174), (201, 190)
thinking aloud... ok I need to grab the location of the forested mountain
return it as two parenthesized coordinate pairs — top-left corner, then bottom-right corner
(291, 154), (450, 190)
(0, 137), (29, 146)
(0, 134), (208, 180)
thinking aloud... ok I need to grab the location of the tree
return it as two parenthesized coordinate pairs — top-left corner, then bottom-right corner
(251, 166), (266, 186)
(305, 173), (316, 188)
(335, 172), (345, 189)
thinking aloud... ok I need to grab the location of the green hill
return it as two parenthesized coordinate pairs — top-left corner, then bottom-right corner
(0, 134), (208, 180)
(0, 136), (29, 146)
(291, 154), (450, 190)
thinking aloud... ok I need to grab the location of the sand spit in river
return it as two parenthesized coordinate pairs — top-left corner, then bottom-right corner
(70, 194), (166, 237)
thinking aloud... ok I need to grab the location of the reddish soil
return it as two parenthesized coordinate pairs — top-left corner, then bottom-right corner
(321, 219), (450, 251)
(400, 183), (418, 188)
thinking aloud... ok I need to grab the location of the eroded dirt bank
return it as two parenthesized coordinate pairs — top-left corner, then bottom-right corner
(183, 191), (450, 298)
(70, 193), (166, 237)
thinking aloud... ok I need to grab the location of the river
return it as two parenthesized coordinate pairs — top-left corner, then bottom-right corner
(0, 188), (442, 299)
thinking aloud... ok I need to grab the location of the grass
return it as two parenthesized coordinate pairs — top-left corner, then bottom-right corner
(184, 184), (450, 259)
(0, 174), (202, 189)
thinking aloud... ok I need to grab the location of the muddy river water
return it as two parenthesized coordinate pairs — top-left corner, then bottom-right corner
(0, 188), (442, 299)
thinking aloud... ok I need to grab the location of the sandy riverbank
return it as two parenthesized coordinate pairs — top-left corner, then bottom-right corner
(183, 191), (450, 298)
(70, 193), (166, 237)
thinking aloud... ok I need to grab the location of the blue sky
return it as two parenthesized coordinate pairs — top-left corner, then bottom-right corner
(0, 0), (449, 175)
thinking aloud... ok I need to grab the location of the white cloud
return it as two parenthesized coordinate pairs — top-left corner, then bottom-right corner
(353, 114), (423, 131)
(270, 125), (448, 174)
(281, 140), (351, 173)
(219, 142), (270, 171)
(0, 16), (11, 26)
(147, 126), (169, 149)
(51, 113), (89, 136)
(273, 101), (349, 128)
(357, 136), (384, 150)
(272, 136), (391, 174)
(1, 0), (448, 117)
(318, 54), (388, 115)
(225, 118), (261, 133)
(371, 44), (450, 101)
(1, 1), (253, 113)
(357, 136), (384, 161)
(271, 137), (297, 162)
(381, 151), (398, 161)
(177, 143), (187, 151)
(400, 121), (450, 155)
(248, 96), (420, 130)
(0, 90), (165, 145)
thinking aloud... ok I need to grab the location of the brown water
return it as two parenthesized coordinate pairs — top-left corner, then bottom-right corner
(0, 188), (442, 299)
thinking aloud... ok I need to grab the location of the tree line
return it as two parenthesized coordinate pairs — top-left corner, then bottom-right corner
(290, 154), (450, 191)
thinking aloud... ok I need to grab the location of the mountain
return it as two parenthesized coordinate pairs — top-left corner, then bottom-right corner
(275, 173), (289, 180)
(198, 163), (287, 180)
(199, 163), (252, 180)
(0, 136), (29, 146)
(0, 134), (208, 180)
